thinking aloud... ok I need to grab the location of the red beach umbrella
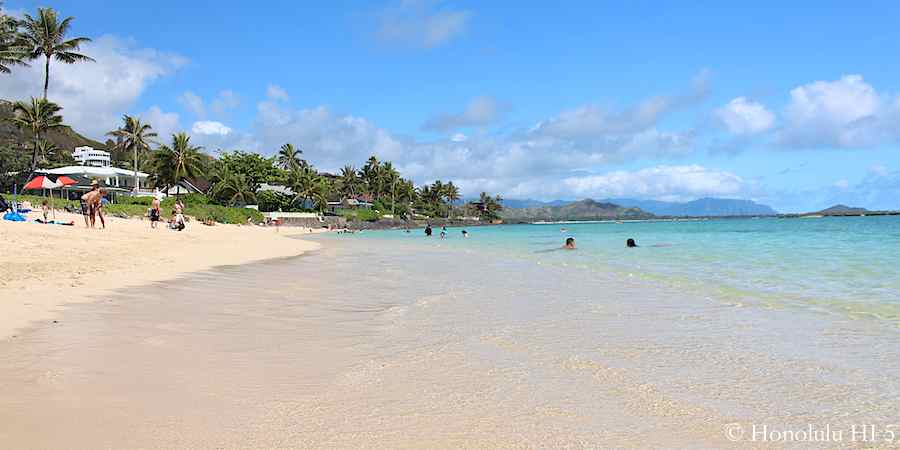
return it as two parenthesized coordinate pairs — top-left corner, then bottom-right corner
(22, 175), (78, 221)
(23, 175), (78, 190)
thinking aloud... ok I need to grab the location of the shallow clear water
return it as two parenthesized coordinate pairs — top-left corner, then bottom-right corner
(2, 220), (899, 448)
(354, 216), (900, 323)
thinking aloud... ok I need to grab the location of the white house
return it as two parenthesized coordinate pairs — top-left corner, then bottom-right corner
(72, 146), (112, 167)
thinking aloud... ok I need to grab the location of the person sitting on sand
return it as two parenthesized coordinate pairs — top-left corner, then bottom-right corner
(626, 238), (638, 248)
(564, 237), (576, 249)
(169, 209), (185, 231)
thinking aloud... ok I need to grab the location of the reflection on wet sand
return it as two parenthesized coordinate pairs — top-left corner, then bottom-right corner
(1, 240), (898, 449)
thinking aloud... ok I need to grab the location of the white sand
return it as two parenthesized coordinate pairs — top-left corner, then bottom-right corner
(0, 210), (321, 340)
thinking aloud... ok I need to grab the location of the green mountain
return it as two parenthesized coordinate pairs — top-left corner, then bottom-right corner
(0, 100), (107, 153)
(816, 204), (870, 215)
(501, 199), (654, 222)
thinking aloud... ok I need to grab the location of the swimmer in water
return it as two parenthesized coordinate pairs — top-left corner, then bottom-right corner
(564, 237), (576, 249)
(461, 230), (469, 238)
(626, 238), (638, 248)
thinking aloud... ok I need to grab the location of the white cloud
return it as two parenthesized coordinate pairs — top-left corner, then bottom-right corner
(0, 35), (187, 140)
(375, 0), (471, 48)
(423, 96), (507, 131)
(179, 90), (240, 119)
(560, 165), (746, 202)
(451, 133), (468, 142)
(715, 97), (775, 135)
(138, 106), (181, 141)
(779, 74), (900, 148)
(191, 120), (232, 136)
(833, 179), (850, 189)
(178, 91), (205, 118)
(869, 164), (889, 177)
(266, 84), (290, 102)
(210, 90), (240, 115)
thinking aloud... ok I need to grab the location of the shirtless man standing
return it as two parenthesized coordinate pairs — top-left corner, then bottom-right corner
(80, 187), (107, 229)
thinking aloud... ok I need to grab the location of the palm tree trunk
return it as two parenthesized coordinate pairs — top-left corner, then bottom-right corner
(43, 56), (50, 100)
(133, 146), (139, 193)
(30, 132), (40, 174)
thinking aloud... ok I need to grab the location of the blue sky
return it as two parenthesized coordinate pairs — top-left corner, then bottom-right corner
(3, 0), (900, 212)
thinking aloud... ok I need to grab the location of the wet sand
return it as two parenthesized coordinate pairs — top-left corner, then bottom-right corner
(1, 237), (898, 449)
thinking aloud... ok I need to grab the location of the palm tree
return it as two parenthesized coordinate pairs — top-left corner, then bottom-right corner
(288, 166), (327, 212)
(107, 115), (157, 193)
(338, 165), (359, 199)
(10, 97), (64, 174)
(443, 181), (461, 218)
(34, 139), (58, 167)
(362, 155), (381, 196)
(276, 143), (304, 170)
(19, 7), (94, 99)
(210, 169), (256, 207)
(476, 192), (504, 220)
(150, 132), (204, 188)
(0, 3), (27, 74)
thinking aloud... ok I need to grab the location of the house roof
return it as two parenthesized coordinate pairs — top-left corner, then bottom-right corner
(258, 183), (295, 196)
(38, 165), (149, 178)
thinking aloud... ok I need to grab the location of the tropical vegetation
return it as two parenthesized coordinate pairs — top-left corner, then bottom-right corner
(0, 5), (504, 224)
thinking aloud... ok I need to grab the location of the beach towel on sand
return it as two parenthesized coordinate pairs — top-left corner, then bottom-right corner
(3, 211), (26, 221)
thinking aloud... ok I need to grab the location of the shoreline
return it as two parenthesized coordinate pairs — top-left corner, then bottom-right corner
(0, 211), (323, 340)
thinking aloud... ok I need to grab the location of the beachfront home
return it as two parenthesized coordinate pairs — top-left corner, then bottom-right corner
(72, 146), (112, 168)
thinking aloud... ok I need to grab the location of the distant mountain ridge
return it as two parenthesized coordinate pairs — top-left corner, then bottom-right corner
(0, 100), (106, 152)
(816, 204), (870, 215)
(500, 199), (654, 222)
(500, 197), (777, 217)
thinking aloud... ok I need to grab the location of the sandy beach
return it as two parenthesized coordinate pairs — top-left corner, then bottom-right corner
(0, 210), (321, 340)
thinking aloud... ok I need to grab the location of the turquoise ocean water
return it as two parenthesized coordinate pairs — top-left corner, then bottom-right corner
(351, 216), (900, 323)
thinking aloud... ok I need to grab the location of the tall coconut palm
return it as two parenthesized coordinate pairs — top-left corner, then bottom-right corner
(11, 97), (64, 174)
(443, 181), (461, 218)
(0, 3), (27, 74)
(361, 155), (381, 196)
(276, 143), (304, 170)
(288, 166), (327, 212)
(338, 165), (359, 199)
(107, 115), (157, 193)
(19, 7), (94, 99)
(150, 133), (204, 188)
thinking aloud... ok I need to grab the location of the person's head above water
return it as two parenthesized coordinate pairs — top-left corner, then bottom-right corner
(626, 238), (637, 248)
(564, 237), (576, 249)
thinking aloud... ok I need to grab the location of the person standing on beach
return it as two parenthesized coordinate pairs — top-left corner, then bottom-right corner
(150, 196), (161, 229)
(79, 180), (99, 227)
